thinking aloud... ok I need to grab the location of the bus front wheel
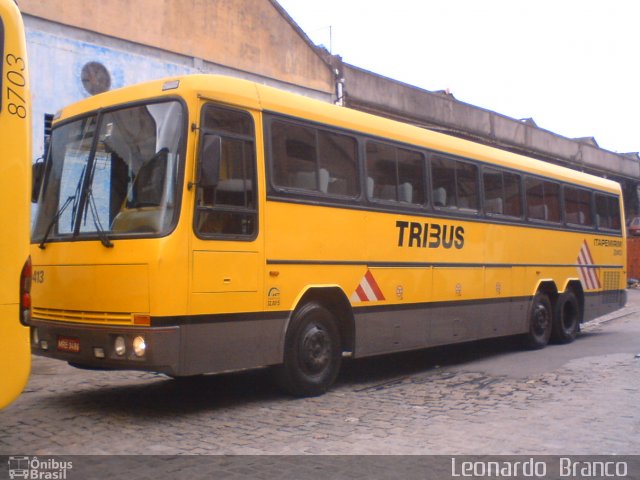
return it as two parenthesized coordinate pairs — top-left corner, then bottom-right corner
(275, 302), (342, 397)
(524, 293), (553, 349)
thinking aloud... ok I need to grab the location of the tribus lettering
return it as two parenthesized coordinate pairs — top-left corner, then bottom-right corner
(396, 221), (465, 249)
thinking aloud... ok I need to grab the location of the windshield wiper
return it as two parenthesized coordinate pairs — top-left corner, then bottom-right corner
(38, 194), (75, 249)
(85, 186), (113, 248)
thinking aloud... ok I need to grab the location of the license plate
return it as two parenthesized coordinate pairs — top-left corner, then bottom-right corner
(57, 336), (80, 353)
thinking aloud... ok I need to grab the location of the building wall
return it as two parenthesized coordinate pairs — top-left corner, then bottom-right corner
(19, 0), (333, 93)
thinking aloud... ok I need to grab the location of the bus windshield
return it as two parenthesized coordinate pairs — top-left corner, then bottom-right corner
(33, 100), (185, 244)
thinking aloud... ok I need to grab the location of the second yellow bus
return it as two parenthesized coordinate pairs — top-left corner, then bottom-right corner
(0, 0), (31, 409)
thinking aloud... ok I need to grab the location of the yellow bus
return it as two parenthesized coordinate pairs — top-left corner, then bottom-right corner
(0, 0), (31, 409)
(30, 75), (626, 396)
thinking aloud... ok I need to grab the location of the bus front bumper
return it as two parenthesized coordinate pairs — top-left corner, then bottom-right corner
(29, 319), (181, 376)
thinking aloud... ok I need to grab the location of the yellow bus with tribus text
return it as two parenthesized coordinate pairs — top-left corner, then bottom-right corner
(0, 0), (31, 409)
(30, 75), (626, 396)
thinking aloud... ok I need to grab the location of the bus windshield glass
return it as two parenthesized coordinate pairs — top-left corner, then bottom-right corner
(33, 100), (184, 243)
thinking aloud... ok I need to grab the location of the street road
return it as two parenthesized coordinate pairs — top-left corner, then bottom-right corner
(1, 291), (639, 456)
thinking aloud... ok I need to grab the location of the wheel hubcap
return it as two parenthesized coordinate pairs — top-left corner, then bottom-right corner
(533, 304), (549, 337)
(301, 325), (330, 374)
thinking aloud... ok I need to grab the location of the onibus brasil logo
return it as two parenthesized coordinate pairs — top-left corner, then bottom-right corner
(7, 457), (73, 479)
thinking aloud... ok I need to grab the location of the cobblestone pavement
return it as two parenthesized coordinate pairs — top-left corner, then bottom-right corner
(1, 293), (639, 458)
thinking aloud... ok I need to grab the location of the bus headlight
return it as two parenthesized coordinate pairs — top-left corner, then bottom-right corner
(114, 336), (126, 356)
(32, 328), (39, 345)
(133, 336), (146, 357)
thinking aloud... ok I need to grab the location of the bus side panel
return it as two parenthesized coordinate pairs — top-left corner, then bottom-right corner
(180, 318), (286, 376)
(352, 306), (428, 357)
(583, 288), (627, 322)
(0, 0), (31, 409)
(352, 297), (528, 358)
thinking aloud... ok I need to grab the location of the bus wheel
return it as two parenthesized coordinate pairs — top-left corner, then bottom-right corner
(551, 291), (580, 344)
(275, 302), (341, 397)
(524, 293), (552, 349)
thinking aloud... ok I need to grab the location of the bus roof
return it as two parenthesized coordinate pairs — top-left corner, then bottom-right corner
(56, 74), (621, 195)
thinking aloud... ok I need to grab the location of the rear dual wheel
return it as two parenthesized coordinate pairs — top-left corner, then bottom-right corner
(551, 291), (580, 344)
(525, 290), (580, 349)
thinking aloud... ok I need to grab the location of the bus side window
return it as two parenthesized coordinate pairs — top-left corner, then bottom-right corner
(544, 181), (561, 222)
(273, 122), (317, 191)
(526, 178), (560, 223)
(365, 141), (425, 205)
(483, 168), (522, 217)
(366, 142), (397, 201)
(318, 130), (358, 196)
(432, 156), (455, 208)
(457, 162), (479, 211)
(564, 186), (593, 226)
(270, 120), (359, 198)
(503, 172), (522, 217)
(398, 148), (425, 205)
(432, 156), (478, 211)
(483, 168), (504, 214)
(526, 178), (545, 220)
(595, 193), (621, 231)
(610, 198), (622, 230)
(196, 105), (257, 238)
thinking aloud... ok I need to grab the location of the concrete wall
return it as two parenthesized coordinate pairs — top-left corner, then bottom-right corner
(19, 0), (334, 94)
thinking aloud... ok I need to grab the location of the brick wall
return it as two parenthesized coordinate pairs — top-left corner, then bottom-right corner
(627, 237), (640, 280)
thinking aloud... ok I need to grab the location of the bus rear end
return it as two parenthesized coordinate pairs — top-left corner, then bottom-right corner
(0, 0), (31, 409)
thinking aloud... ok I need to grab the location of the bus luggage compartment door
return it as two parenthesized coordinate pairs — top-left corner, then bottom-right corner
(192, 250), (258, 293)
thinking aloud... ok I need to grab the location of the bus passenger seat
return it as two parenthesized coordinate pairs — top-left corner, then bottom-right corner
(293, 171), (317, 191)
(293, 169), (329, 193)
(528, 204), (548, 220)
(566, 211), (586, 224)
(485, 197), (503, 214)
(433, 187), (447, 207)
(398, 182), (413, 203)
(318, 168), (330, 194)
(367, 177), (375, 198)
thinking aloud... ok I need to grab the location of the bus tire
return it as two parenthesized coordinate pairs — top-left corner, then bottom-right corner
(275, 302), (341, 397)
(551, 291), (580, 344)
(524, 293), (553, 349)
